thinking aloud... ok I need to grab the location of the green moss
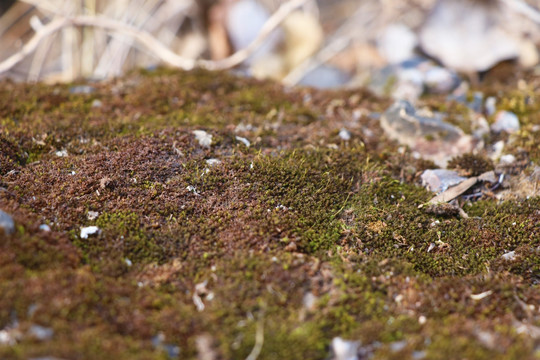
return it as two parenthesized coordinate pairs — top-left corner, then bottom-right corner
(73, 211), (165, 269)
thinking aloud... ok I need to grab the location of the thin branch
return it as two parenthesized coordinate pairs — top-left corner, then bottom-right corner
(0, 15), (196, 75)
(0, 0), (310, 77)
(245, 313), (264, 360)
(195, 0), (311, 70)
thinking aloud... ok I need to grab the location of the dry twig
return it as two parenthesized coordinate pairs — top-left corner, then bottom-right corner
(0, 0), (310, 78)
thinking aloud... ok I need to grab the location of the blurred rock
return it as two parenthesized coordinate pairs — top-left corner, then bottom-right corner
(369, 57), (460, 102)
(331, 337), (360, 360)
(0, 209), (14, 235)
(80, 226), (100, 239)
(449, 91), (484, 113)
(299, 65), (350, 89)
(419, 0), (521, 72)
(193, 130), (213, 147)
(499, 154), (516, 165)
(421, 169), (468, 193)
(491, 111), (520, 133)
(390, 340), (408, 352)
(338, 128), (351, 141)
(501, 250), (517, 261)
(91, 99), (102, 108)
(377, 24), (418, 64)
(380, 100), (476, 167)
(69, 85), (95, 94)
(28, 325), (53, 341)
(424, 65), (460, 94)
(485, 96), (497, 116)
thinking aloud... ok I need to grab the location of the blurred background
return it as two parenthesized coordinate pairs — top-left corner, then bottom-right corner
(0, 0), (539, 94)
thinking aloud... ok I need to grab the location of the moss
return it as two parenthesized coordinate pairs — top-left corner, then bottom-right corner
(448, 153), (494, 177)
(0, 68), (539, 359)
(73, 210), (165, 271)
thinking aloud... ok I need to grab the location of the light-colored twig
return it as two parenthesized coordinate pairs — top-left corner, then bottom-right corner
(0, 0), (310, 78)
(282, 2), (379, 86)
(199, 0), (310, 70)
(282, 36), (351, 86)
(0, 15), (196, 75)
(245, 313), (264, 360)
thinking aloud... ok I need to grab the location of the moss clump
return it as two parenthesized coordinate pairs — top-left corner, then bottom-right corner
(448, 153), (494, 177)
(74, 211), (165, 270)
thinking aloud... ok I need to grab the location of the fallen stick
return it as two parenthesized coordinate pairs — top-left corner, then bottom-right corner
(423, 171), (497, 206)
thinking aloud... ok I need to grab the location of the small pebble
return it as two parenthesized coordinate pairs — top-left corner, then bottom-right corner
(299, 65), (350, 89)
(421, 169), (467, 193)
(235, 136), (250, 147)
(87, 211), (99, 221)
(499, 154), (516, 165)
(69, 85), (95, 94)
(91, 99), (103, 108)
(28, 325), (54, 341)
(0, 209), (15, 235)
(485, 96), (497, 116)
(338, 128), (351, 141)
(490, 140), (505, 161)
(193, 130), (212, 147)
(390, 340), (408, 352)
(39, 224), (51, 232)
(80, 226), (100, 239)
(55, 149), (68, 157)
(491, 111), (520, 133)
(205, 158), (221, 166)
(377, 24), (418, 64)
(501, 251), (516, 261)
(424, 66), (460, 94)
(303, 292), (318, 310)
(331, 337), (360, 360)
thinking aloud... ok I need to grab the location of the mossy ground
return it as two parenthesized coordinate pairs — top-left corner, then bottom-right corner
(0, 68), (539, 359)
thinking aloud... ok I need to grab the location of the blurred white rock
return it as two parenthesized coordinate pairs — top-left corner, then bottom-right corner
(377, 24), (418, 65)
(331, 337), (360, 360)
(381, 100), (476, 167)
(491, 111), (520, 133)
(419, 0), (521, 72)
(421, 169), (468, 193)
(485, 96), (497, 116)
(193, 130), (213, 147)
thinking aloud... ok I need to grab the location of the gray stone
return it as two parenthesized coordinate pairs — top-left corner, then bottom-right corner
(29, 325), (54, 341)
(419, 0), (520, 72)
(377, 23), (418, 64)
(0, 209), (15, 235)
(331, 337), (360, 360)
(299, 65), (350, 89)
(381, 101), (476, 167)
(424, 66), (460, 94)
(485, 96), (497, 116)
(491, 111), (520, 133)
(69, 85), (95, 94)
(421, 169), (468, 193)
